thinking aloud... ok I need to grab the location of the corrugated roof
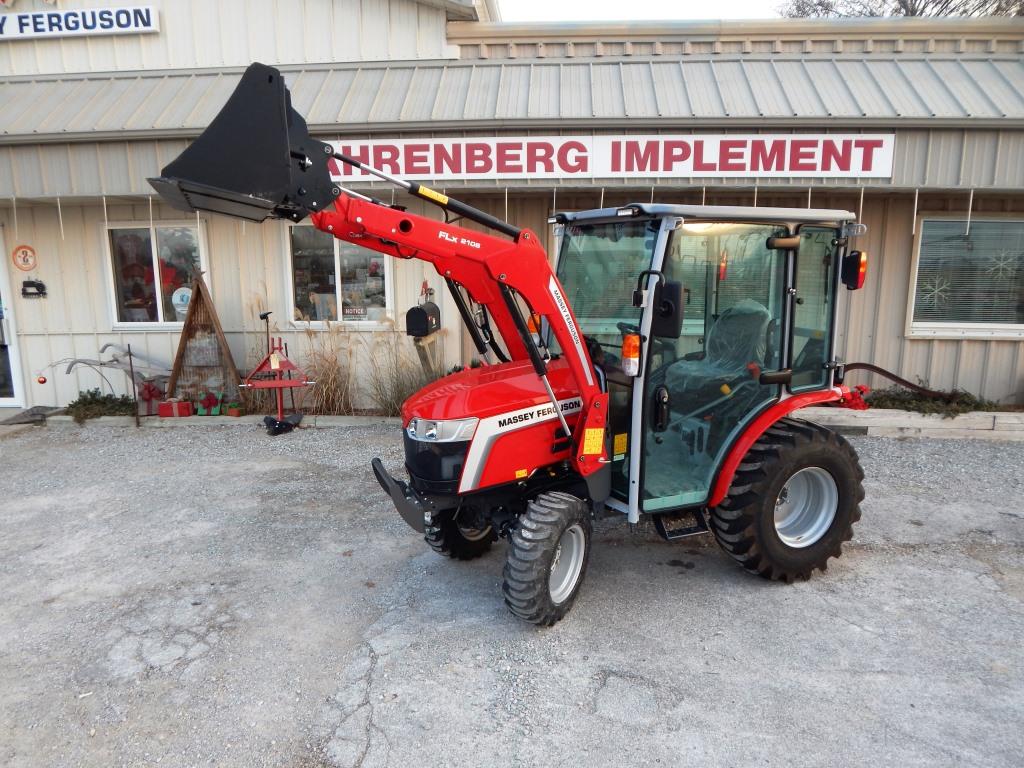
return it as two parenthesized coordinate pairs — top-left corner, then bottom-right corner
(1, 55), (1023, 144)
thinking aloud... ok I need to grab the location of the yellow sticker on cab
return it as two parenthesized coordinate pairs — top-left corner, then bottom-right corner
(515, 469), (528, 479)
(583, 427), (604, 455)
(613, 432), (627, 456)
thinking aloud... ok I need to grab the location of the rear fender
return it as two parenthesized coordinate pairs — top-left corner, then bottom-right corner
(707, 387), (848, 508)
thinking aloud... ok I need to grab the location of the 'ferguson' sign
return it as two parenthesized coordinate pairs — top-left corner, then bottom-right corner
(0, 5), (158, 40)
(328, 134), (894, 181)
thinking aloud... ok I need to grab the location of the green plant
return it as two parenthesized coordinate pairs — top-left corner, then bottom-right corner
(364, 333), (438, 416)
(865, 386), (1001, 418)
(66, 388), (137, 424)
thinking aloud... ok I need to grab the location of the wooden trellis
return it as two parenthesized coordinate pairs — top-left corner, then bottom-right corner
(166, 276), (241, 403)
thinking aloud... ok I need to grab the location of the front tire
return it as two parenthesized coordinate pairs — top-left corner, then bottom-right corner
(503, 492), (592, 626)
(710, 418), (864, 582)
(424, 511), (493, 560)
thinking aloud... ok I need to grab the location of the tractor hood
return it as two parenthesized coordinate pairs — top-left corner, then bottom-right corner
(402, 357), (580, 424)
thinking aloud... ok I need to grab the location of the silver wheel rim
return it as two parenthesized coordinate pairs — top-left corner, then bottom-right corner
(774, 467), (838, 549)
(457, 524), (491, 542)
(548, 523), (586, 605)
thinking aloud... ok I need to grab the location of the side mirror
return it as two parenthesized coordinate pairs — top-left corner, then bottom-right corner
(651, 280), (684, 338)
(841, 250), (868, 290)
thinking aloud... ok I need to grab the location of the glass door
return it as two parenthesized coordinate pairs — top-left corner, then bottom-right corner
(0, 230), (25, 407)
(641, 222), (788, 511)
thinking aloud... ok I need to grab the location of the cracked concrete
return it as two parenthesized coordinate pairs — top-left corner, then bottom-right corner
(1, 426), (1022, 767)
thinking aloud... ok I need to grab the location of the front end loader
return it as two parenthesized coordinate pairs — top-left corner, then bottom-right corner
(150, 64), (869, 625)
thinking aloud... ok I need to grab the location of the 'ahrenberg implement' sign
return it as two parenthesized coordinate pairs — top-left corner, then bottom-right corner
(0, 6), (158, 40)
(328, 134), (894, 181)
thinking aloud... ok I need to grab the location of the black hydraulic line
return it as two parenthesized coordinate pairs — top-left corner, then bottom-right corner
(445, 278), (490, 359)
(331, 152), (522, 240)
(499, 284), (547, 377)
(844, 362), (958, 402)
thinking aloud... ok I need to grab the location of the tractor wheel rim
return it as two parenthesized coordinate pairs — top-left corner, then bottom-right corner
(548, 523), (586, 605)
(457, 524), (491, 542)
(774, 467), (838, 549)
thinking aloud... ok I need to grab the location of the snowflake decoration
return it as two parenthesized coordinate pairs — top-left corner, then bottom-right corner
(919, 276), (951, 308)
(985, 250), (1020, 279)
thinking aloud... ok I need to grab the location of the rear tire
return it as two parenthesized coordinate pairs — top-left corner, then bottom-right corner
(503, 492), (592, 626)
(424, 512), (493, 561)
(710, 418), (864, 582)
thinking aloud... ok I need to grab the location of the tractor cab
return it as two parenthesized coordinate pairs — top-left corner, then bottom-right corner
(550, 204), (865, 524)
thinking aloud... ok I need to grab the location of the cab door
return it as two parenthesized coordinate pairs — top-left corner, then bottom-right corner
(790, 226), (840, 392)
(638, 222), (789, 514)
(0, 229), (25, 407)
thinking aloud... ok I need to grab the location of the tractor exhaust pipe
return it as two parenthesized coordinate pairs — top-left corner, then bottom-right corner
(149, 63), (522, 238)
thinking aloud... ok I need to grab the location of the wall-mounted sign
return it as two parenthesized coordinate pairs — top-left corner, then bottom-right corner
(11, 244), (36, 272)
(328, 134), (895, 181)
(0, 5), (158, 41)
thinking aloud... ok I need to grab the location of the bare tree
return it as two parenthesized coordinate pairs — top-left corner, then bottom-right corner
(779, 0), (1023, 16)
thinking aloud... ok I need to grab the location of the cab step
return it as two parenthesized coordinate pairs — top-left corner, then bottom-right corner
(653, 509), (710, 541)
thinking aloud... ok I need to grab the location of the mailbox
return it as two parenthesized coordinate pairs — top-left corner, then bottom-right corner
(406, 301), (440, 338)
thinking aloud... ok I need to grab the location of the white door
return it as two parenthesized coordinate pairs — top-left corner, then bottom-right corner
(0, 228), (26, 407)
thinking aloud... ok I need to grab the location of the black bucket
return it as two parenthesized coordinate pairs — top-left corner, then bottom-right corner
(148, 63), (337, 223)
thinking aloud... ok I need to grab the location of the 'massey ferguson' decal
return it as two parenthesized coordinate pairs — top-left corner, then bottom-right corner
(548, 276), (594, 387)
(496, 398), (582, 430)
(459, 397), (582, 493)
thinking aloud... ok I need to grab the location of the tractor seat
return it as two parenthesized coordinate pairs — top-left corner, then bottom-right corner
(664, 299), (772, 396)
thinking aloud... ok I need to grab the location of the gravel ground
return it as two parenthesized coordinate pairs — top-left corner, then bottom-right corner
(1, 424), (1022, 768)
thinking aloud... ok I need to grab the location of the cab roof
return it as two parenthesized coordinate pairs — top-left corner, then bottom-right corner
(554, 203), (857, 225)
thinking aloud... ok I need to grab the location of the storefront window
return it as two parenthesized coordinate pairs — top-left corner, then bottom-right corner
(911, 219), (1024, 335)
(290, 226), (388, 323)
(109, 224), (203, 323)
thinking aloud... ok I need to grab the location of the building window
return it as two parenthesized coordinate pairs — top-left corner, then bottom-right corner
(910, 219), (1024, 337)
(289, 226), (389, 323)
(108, 224), (204, 324)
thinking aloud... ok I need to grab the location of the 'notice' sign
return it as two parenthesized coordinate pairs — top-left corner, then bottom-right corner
(0, 6), (158, 40)
(328, 134), (895, 181)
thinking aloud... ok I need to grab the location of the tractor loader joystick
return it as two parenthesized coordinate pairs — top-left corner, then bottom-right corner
(150, 63), (869, 625)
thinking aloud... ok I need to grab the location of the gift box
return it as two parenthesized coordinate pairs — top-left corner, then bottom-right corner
(225, 403), (244, 417)
(196, 391), (224, 416)
(158, 399), (194, 418)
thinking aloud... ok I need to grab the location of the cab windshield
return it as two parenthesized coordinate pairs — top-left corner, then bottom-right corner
(550, 219), (660, 359)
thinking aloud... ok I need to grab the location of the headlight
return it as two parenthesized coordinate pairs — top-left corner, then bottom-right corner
(405, 416), (478, 442)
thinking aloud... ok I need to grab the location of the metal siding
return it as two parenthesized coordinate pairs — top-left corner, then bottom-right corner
(494, 65), (530, 120)
(559, 64), (591, 119)
(620, 62), (658, 118)
(711, 61), (759, 118)
(680, 61), (724, 118)
(770, 61), (826, 117)
(430, 66), (471, 120)
(590, 63), (625, 119)
(0, 0), (451, 77)
(835, 60), (898, 118)
(462, 65), (501, 121)
(865, 60), (929, 117)
(528, 65), (560, 119)
(802, 60), (861, 117)
(650, 61), (691, 117)
(930, 60), (1003, 118)
(368, 68), (416, 123)
(740, 60), (791, 117)
(402, 67), (444, 121)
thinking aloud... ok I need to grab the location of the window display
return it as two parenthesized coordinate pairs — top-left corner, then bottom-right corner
(290, 226), (388, 323)
(109, 225), (202, 323)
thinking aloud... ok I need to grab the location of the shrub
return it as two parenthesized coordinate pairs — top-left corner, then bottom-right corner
(66, 388), (137, 424)
(364, 333), (438, 416)
(865, 386), (1001, 419)
(302, 323), (355, 415)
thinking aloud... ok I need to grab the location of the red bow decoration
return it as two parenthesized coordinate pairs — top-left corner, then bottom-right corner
(840, 384), (871, 411)
(139, 381), (163, 415)
(200, 392), (220, 410)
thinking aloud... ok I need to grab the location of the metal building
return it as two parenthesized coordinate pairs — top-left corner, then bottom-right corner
(1, 0), (1022, 410)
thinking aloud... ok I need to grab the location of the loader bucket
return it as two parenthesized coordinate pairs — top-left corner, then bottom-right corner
(148, 62), (337, 223)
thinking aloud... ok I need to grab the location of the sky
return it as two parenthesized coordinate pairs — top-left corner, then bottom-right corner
(497, 0), (784, 22)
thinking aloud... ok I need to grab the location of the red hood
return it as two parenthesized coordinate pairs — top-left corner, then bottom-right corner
(401, 357), (580, 424)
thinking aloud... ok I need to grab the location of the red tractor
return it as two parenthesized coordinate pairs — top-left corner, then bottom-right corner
(151, 64), (868, 625)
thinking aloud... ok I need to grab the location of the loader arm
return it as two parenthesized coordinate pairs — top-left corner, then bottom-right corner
(308, 193), (609, 478)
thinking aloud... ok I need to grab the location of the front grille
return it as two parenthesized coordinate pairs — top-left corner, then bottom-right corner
(403, 434), (469, 493)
